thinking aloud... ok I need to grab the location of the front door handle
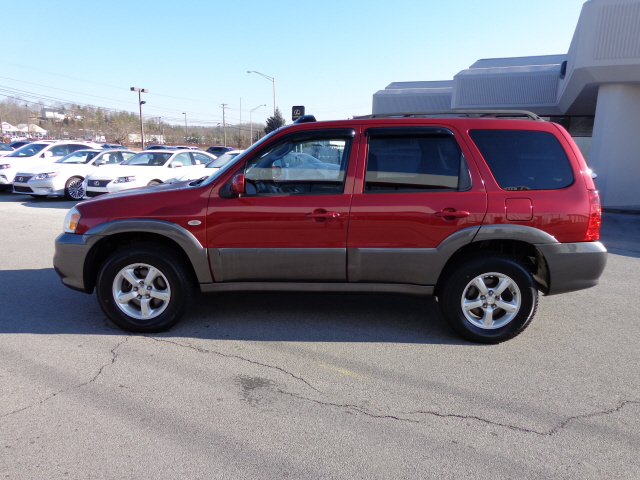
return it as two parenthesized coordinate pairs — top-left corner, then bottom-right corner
(434, 209), (470, 219)
(306, 211), (341, 219)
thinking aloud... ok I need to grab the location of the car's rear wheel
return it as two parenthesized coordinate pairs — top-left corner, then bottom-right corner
(64, 176), (84, 200)
(96, 243), (193, 333)
(439, 253), (538, 343)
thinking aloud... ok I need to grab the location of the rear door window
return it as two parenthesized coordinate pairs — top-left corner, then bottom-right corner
(469, 130), (574, 191)
(365, 129), (471, 192)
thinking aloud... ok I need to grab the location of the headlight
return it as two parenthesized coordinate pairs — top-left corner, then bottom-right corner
(115, 176), (136, 183)
(0, 164), (10, 170)
(32, 172), (59, 180)
(63, 207), (81, 233)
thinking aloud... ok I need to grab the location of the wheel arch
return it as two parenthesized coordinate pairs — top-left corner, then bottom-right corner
(83, 219), (211, 293)
(434, 224), (559, 297)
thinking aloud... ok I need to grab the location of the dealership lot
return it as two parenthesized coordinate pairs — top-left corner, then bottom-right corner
(1, 192), (639, 479)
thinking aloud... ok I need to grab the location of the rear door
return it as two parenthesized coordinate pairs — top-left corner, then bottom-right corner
(206, 127), (359, 282)
(347, 124), (487, 285)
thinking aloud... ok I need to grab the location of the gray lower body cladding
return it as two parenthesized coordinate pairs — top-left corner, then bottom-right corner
(536, 241), (607, 295)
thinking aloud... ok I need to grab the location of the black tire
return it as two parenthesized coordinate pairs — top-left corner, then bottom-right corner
(64, 176), (85, 200)
(0, 185), (10, 192)
(147, 180), (162, 186)
(438, 253), (538, 344)
(96, 243), (194, 333)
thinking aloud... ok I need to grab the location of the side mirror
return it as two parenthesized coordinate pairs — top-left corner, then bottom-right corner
(94, 159), (105, 166)
(170, 161), (183, 168)
(230, 174), (245, 195)
(42, 151), (53, 158)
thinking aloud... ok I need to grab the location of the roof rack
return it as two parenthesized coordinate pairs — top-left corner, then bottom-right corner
(354, 110), (542, 121)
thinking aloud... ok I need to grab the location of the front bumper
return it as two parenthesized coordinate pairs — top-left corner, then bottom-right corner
(53, 232), (103, 293)
(13, 177), (65, 196)
(537, 241), (607, 295)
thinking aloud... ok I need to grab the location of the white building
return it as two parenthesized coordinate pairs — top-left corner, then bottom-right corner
(372, 0), (640, 208)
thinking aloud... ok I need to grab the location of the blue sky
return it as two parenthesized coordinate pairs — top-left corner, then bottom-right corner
(1, 0), (587, 126)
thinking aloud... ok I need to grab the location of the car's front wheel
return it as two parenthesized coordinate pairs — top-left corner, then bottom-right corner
(96, 244), (193, 332)
(65, 176), (85, 200)
(439, 253), (538, 343)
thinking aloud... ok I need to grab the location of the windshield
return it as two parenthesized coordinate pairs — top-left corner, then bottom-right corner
(205, 153), (239, 168)
(55, 150), (99, 164)
(0, 144), (12, 151)
(200, 131), (278, 187)
(7, 143), (48, 157)
(121, 152), (172, 166)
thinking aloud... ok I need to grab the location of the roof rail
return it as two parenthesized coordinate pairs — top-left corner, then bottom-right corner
(354, 110), (542, 121)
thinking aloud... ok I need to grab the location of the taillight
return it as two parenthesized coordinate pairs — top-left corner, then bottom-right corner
(585, 190), (601, 241)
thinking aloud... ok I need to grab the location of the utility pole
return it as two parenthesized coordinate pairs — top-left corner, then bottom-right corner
(239, 98), (241, 148)
(130, 87), (148, 148)
(182, 112), (188, 143)
(221, 104), (228, 147)
(24, 104), (29, 138)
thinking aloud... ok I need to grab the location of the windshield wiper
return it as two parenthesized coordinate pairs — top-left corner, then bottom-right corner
(190, 176), (209, 186)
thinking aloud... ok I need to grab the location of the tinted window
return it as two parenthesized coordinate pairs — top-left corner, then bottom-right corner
(192, 152), (212, 164)
(469, 130), (574, 191)
(7, 143), (48, 157)
(99, 152), (124, 165)
(365, 134), (470, 192)
(122, 152), (172, 166)
(171, 152), (193, 166)
(57, 151), (99, 164)
(49, 145), (70, 157)
(244, 137), (351, 195)
(68, 144), (90, 153)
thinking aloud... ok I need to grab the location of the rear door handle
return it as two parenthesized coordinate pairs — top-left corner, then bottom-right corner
(434, 209), (470, 218)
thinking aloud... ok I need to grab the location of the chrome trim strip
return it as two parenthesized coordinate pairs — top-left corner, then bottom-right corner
(209, 248), (346, 282)
(199, 282), (433, 296)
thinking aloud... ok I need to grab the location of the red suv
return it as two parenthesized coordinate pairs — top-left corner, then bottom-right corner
(54, 112), (607, 343)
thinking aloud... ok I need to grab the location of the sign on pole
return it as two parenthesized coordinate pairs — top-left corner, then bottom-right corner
(292, 106), (305, 121)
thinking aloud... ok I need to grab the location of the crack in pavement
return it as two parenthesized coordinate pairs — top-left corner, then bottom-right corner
(144, 337), (640, 436)
(147, 337), (322, 393)
(1, 337), (130, 419)
(280, 392), (640, 436)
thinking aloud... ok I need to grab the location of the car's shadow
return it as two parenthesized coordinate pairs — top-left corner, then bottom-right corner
(0, 268), (467, 345)
(0, 190), (79, 209)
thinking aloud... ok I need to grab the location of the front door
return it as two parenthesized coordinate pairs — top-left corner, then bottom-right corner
(206, 128), (359, 282)
(347, 124), (487, 285)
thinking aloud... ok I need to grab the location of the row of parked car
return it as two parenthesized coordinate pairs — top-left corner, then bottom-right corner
(0, 140), (241, 200)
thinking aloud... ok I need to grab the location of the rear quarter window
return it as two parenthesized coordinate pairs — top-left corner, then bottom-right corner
(469, 129), (574, 191)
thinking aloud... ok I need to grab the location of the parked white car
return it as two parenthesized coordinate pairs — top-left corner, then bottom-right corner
(12, 149), (135, 200)
(83, 149), (216, 197)
(0, 143), (14, 158)
(0, 140), (101, 191)
(165, 150), (244, 183)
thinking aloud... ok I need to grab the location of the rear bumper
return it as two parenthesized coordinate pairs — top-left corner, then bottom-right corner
(53, 232), (102, 293)
(537, 241), (607, 295)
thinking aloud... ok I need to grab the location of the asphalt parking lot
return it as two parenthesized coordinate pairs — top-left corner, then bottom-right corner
(1, 191), (639, 479)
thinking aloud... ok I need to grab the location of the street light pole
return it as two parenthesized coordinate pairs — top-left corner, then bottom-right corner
(130, 87), (148, 148)
(247, 71), (276, 117)
(182, 112), (188, 144)
(250, 104), (266, 145)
